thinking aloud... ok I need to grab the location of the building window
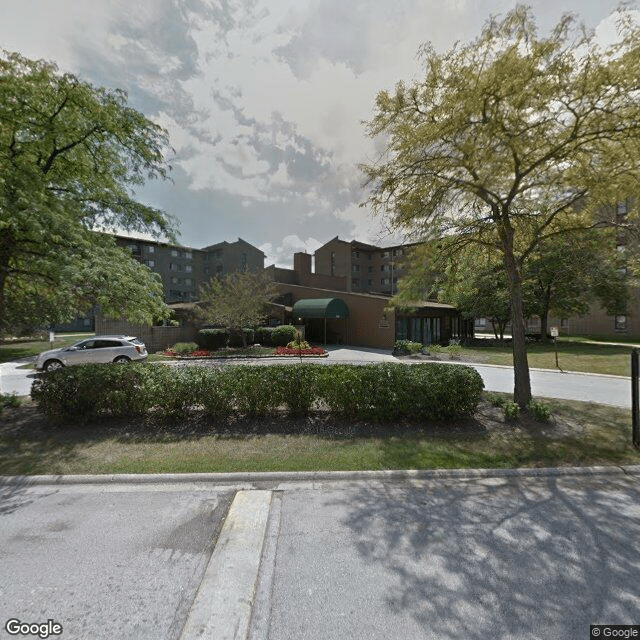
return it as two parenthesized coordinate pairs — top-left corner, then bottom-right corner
(381, 278), (389, 286)
(185, 265), (192, 273)
(143, 259), (155, 268)
(184, 278), (192, 286)
(145, 245), (155, 254)
(352, 264), (360, 273)
(352, 251), (360, 259)
(171, 249), (179, 257)
(169, 263), (178, 271)
(185, 251), (193, 260)
(352, 278), (360, 287)
(560, 318), (569, 329)
(475, 317), (487, 328)
(615, 315), (627, 330)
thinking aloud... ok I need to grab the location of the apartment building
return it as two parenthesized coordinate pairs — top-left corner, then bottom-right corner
(115, 235), (264, 303)
(314, 236), (415, 295)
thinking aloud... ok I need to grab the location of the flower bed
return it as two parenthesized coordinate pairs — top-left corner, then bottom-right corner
(276, 346), (325, 356)
(164, 349), (211, 358)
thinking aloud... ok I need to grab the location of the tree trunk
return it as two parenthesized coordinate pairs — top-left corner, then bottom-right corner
(539, 286), (551, 342)
(499, 222), (532, 408)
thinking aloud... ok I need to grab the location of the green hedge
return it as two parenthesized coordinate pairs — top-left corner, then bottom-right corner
(196, 329), (228, 350)
(31, 362), (484, 425)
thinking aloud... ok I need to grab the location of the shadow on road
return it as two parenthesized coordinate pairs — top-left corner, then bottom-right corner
(336, 475), (640, 638)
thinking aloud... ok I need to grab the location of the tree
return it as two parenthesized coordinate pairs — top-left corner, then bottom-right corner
(197, 271), (279, 346)
(523, 229), (629, 338)
(361, 6), (640, 407)
(0, 50), (176, 332)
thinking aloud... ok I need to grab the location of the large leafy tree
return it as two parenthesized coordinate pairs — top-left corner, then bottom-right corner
(523, 229), (629, 338)
(197, 271), (279, 346)
(362, 6), (640, 407)
(0, 50), (176, 332)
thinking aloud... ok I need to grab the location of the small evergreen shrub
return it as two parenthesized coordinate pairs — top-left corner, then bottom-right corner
(527, 399), (552, 422)
(227, 328), (255, 347)
(196, 329), (228, 350)
(270, 325), (298, 346)
(503, 401), (520, 421)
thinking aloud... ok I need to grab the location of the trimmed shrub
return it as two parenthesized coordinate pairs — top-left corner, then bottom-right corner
(171, 342), (199, 355)
(31, 363), (158, 424)
(228, 328), (255, 348)
(196, 329), (228, 350)
(446, 342), (463, 359)
(31, 362), (484, 425)
(270, 325), (298, 347)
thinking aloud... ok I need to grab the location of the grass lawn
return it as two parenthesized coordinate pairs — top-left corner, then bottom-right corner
(0, 334), (94, 364)
(459, 339), (635, 377)
(1, 395), (638, 475)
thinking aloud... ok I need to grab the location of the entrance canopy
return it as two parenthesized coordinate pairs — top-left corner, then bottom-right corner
(293, 298), (349, 319)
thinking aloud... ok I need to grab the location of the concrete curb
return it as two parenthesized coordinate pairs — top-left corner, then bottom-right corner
(2, 466), (639, 487)
(179, 490), (272, 640)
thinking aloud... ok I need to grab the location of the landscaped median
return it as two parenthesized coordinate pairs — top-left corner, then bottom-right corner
(29, 362), (484, 424)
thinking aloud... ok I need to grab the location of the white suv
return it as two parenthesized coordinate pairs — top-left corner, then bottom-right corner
(35, 335), (148, 372)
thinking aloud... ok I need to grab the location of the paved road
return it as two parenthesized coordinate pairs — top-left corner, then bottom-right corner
(1, 470), (639, 640)
(1, 348), (632, 407)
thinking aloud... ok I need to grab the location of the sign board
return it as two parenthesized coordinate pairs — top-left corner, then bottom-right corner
(378, 317), (390, 329)
(550, 327), (559, 337)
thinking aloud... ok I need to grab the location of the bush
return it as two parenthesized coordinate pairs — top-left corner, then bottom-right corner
(31, 363), (158, 424)
(171, 342), (199, 355)
(0, 393), (21, 415)
(270, 325), (298, 346)
(447, 341), (463, 359)
(503, 401), (520, 421)
(196, 329), (228, 350)
(485, 392), (506, 407)
(228, 328), (255, 348)
(255, 327), (274, 345)
(31, 362), (484, 425)
(393, 340), (423, 354)
(527, 399), (551, 422)
(286, 339), (311, 350)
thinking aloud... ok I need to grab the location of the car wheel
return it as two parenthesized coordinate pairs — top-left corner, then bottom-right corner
(113, 356), (131, 364)
(44, 359), (64, 372)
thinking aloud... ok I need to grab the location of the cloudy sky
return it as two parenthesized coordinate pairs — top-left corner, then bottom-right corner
(0, 0), (625, 266)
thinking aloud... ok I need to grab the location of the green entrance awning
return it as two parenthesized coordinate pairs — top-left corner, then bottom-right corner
(293, 298), (349, 319)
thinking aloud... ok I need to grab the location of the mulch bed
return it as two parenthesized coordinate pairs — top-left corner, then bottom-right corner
(0, 399), (583, 443)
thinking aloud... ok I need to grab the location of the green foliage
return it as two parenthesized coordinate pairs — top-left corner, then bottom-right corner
(270, 325), (298, 347)
(527, 399), (552, 423)
(197, 271), (279, 345)
(0, 393), (21, 415)
(171, 342), (198, 355)
(31, 362), (484, 425)
(427, 344), (443, 355)
(287, 339), (311, 350)
(503, 401), (520, 422)
(394, 340), (423, 354)
(362, 5), (640, 407)
(446, 342), (463, 358)
(196, 329), (228, 350)
(485, 392), (506, 408)
(0, 50), (175, 332)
